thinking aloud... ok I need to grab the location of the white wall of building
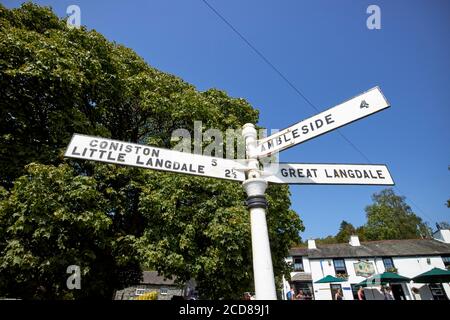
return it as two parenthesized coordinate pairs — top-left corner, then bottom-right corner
(393, 256), (443, 277)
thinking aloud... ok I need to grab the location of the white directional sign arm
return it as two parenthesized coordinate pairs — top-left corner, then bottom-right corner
(64, 134), (247, 182)
(263, 163), (394, 185)
(256, 86), (390, 158)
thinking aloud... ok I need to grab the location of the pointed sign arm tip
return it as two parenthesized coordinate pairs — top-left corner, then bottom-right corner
(255, 87), (391, 158)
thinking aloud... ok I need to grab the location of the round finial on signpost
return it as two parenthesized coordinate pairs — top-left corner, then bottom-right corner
(242, 123), (258, 163)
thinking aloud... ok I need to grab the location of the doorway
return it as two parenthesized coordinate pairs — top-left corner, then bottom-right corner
(293, 281), (314, 300)
(330, 284), (342, 300)
(390, 284), (406, 300)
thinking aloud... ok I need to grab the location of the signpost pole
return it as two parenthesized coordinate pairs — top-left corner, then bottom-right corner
(242, 123), (277, 300)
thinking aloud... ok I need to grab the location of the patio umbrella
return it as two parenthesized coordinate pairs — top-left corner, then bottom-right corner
(411, 268), (450, 284)
(314, 275), (346, 283)
(369, 272), (410, 283)
(357, 272), (409, 300)
(358, 272), (410, 286)
(357, 278), (372, 287)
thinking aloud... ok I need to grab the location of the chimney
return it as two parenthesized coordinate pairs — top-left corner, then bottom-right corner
(308, 239), (317, 249)
(349, 235), (360, 247)
(433, 229), (450, 244)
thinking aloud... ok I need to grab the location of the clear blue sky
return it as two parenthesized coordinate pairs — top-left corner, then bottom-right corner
(4, 0), (450, 239)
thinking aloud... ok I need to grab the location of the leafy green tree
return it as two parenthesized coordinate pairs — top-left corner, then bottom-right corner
(334, 221), (356, 243)
(301, 188), (431, 246)
(355, 226), (367, 241)
(0, 163), (141, 299)
(314, 222), (366, 245)
(364, 189), (432, 240)
(314, 235), (338, 245)
(0, 3), (258, 186)
(0, 3), (304, 299)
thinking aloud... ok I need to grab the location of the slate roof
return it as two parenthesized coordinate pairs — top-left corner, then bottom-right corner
(289, 239), (450, 259)
(141, 271), (177, 285)
(291, 273), (312, 282)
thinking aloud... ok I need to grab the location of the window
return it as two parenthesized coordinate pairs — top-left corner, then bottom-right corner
(160, 287), (168, 295)
(383, 257), (395, 271)
(293, 256), (304, 272)
(333, 259), (347, 276)
(442, 256), (450, 269)
(429, 283), (448, 300)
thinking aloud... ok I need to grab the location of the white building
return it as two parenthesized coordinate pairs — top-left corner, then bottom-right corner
(282, 229), (450, 300)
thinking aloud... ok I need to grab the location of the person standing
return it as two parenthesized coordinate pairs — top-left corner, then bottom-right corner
(335, 288), (344, 300)
(358, 286), (366, 300)
(286, 287), (295, 300)
(384, 286), (394, 300)
(296, 290), (305, 300)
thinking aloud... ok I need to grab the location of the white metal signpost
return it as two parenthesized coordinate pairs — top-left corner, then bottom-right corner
(64, 87), (394, 300)
(65, 134), (247, 182)
(255, 86), (389, 158)
(264, 163), (394, 185)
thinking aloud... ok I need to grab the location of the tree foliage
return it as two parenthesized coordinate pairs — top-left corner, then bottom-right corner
(0, 3), (304, 299)
(0, 163), (142, 299)
(313, 189), (431, 245)
(334, 221), (356, 243)
(364, 189), (432, 240)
